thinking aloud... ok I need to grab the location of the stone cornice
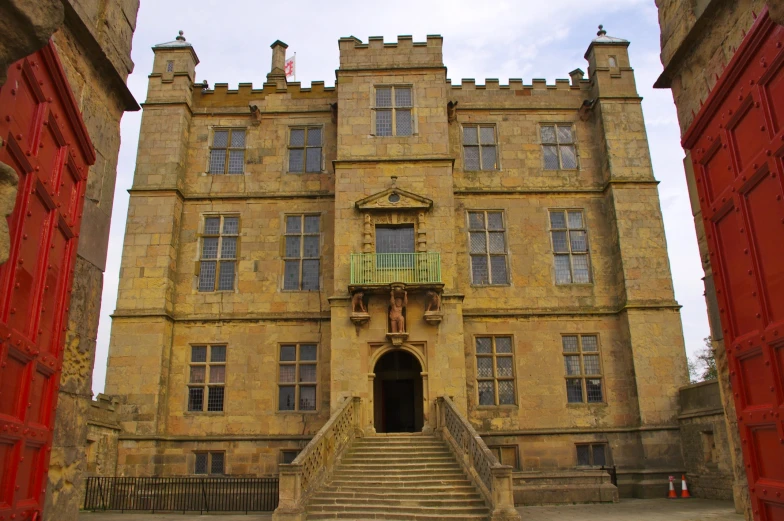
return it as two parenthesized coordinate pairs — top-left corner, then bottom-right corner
(463, 301), (681, 318)
(111, 310), (331, 322)
(479, 424), (680, 436)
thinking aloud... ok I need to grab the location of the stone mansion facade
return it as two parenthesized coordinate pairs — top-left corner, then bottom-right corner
(104, 28), (690, 499)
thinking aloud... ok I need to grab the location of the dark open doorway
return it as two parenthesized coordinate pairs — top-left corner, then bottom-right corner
(373, 350), (424, 433)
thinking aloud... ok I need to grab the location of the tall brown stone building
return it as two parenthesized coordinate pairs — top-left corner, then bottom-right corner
(105, 28), (689, 507)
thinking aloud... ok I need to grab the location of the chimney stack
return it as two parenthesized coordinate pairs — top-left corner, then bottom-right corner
(267, 40), (288, 88)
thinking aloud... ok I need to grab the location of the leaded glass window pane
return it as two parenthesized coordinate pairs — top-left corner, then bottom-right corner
(576, 445), (590, 466)
(468, 212), (485, 230)
(286, 216), (302, 234)
(481, 145), (497, 170)
(210, 149), (226, 173)
(285, 236), (300, 258)
(570, 231), (587, 252)
(213, 131), (229, 148)
(490, 256), (508, 284)
(495, 337), (512, 353)
(572, 255), (590, 283)
(488, 232), (505, 253)
(304, 216), (320, 233)
(470, 232), (486, 253)
(557, 126), (573, 144)
(279, 365), (295, 383)
(480, 126), (495, 144)
(307, 127), (322, 146)
(395, 88), (412, 107)
(202, 238), (218, 259)
(463, 126), (478, 145)
(190, 366), (205, 383)
(376, 110), (392, 136)
(583, 355), (600, 375)
(218, 261), (234, 290)
(586, 379), (603, 402)
(304, 236), (319, 257)
(562, 336), (579, 352)
(477, 357), (493, 378)
(498, 380), (515, 405)
(211, 345), (226, 362)
(195, 453), (208, 474)
(280, 345), (296, 362)
(543, 145), (559, 170)
(478, 381), (495, 406)
(471, 255), (489, 284)
(540, 126), (556, 143)
(299, 386), (316, 411)
(566, 379), (583, 403)
(306, 148), (321, 172)
(564, 356), (581, 376)
(396, 109), (412, 136)
(204, 218), (221, 235)
(223, 217), (239, 235)
(549, 211), (566, 229)
(302, 260), (320, 290)
(211, 453), (225, 474)
(567, 211), (583, 229)
(227, 150), (244, 174)
(300, 344), (317, 361)
(231, 130), (246, 147)
(464, 146), (480, 170)
(283, 260), (299, 290)
(207, 387), (224, 411)
(475, 337), (492, 354)
(279, 386), (295, 410)
(188, 388), (204, 411)
(299, 364), (317, 383)
(487, 212), (504, 230)
(581, 336), (598, 352)
(561, 145), (577, 169)
(290, 128), (305, 147)
(289, 149), (304, 172)
(209, 365), (225, 384)
(198, 261), (216, 291)
(552, 231), (568, 253)
(221, 237), (237, 258)
(496, 357), (513, 377)
(376, 88), (392, 107)
(591, 445), (606, 466)
(192, 346), (207, 363)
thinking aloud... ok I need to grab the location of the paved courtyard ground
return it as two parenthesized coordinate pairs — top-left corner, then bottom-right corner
(79, 498), (742, 520)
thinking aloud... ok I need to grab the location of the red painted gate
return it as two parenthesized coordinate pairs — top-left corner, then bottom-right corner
(0, 42), (94, 520)
(684, 9), (784, 521)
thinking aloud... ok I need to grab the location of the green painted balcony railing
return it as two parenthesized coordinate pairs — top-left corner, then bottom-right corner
(350, 252), (442, 285)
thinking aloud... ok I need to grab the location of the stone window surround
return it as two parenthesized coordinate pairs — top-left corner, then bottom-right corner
(487, 445), (519, 470)
(466, 209), (511, 287)
(286, 124), (325, 173)
(474, 334), (518, 408)
(562, 334), (605, 405)
(196, 213), (240, 293)
(187, 344), (227, 414)
(575, 443), (609, 467)
(282, 213), (322, 292)
(370, 84), (417, 137)
(539, 122), (578, 171)
(362, 211), (428, 254)
(193, 451), (226, 475)
(461, 123), (500, 171)
(548, 208), (592, 285)
(207, 126), (247, 175)
(276, 343), (319, 414)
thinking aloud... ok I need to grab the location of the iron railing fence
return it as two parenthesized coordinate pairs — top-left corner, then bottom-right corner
(350, 252), (441, 285)
(83, 477), (279, 513)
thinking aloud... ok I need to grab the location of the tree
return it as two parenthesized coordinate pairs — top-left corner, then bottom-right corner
(688, 336), (717, 382)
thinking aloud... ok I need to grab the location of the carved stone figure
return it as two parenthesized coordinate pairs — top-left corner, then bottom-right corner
(424, 290), (441, 313)
(351, 291), (367, 313)
(389, 289), (407, 333)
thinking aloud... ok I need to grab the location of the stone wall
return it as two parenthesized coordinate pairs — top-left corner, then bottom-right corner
(677, 380), (735, 500)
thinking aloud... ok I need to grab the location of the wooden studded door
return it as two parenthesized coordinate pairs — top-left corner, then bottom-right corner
(0, 42), (94, 521)
(684, 9), (784, 521)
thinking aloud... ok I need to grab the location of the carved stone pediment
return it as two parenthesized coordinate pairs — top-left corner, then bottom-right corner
(355, 188), (433, 212)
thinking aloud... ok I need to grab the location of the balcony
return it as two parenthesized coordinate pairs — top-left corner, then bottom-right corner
(349, 252), (442, 286)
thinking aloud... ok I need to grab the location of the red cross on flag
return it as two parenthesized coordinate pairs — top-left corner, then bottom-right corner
(285, 55), (295, 81)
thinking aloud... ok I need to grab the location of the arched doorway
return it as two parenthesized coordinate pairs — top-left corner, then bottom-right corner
(373, 350), (424, 433)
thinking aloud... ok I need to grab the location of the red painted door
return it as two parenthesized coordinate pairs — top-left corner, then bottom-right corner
(684, 9), (784, 521)
(0, 42), (94, 521)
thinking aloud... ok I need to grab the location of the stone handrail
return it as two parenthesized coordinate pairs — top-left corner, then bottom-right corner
(435, 396), (520, 521)
(272, 396), (362, 521)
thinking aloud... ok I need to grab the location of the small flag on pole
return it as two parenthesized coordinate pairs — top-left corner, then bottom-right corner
(285, 54), (296, 81)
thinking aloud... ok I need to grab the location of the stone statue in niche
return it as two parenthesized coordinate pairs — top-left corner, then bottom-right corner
(424, 290), (441, 313)
(389, 289), (408, 333)
(423, 289), (443, 326)
(351, 291), (367, 313)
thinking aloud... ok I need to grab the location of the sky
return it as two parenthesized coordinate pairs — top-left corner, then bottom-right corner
(91, 0), (710, 394)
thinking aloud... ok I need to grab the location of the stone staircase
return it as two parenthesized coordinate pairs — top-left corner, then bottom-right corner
(305, 433), (491, 520)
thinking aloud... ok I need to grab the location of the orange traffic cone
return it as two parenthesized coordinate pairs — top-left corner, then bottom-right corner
(681, 475), (692, 498)
(668, 476), (678, 499)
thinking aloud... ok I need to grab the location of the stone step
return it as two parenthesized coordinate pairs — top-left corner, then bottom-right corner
(312, 490), (482, 501)
(337, 461), (462, 470)
(342, 454), (454, 463)
(325, 478), (476, 489)
(330, 471), (468, 481)
(307, 515), (488, 521)
(309, 497), (486, 508)
(307, 504), (490, 515)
